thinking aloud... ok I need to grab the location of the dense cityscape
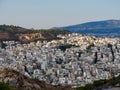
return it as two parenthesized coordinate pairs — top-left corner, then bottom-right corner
(0, 0), (120, 90)
(0, 33), (120, 89)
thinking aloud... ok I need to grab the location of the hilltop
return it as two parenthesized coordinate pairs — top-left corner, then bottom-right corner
(59, 20), (120, 37)
(0, 25), (70, 42)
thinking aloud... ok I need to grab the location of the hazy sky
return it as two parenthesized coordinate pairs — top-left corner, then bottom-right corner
(0, 0), (120, 29)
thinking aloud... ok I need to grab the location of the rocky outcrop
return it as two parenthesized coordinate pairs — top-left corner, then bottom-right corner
(0, 33), (10, 39)
(16, 33), (46, 42)
(0, 69), (72, 90)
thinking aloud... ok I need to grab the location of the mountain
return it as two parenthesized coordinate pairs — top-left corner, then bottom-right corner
(0, 25), (70, 42)
(59, 20), (120, 37)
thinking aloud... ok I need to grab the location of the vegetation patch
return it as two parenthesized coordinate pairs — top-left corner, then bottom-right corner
(76, 75), (120, 90)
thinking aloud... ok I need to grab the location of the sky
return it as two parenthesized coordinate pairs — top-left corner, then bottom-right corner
(0, 0), (120, 29)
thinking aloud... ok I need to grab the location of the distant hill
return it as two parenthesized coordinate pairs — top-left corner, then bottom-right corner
(0, 25), (70, 42)
(59, 20), (120, 37)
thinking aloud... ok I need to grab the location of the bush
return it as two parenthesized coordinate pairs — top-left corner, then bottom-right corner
(0, 82), (17, 90)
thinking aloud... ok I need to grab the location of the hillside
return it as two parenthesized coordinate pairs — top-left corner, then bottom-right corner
(0, 25), (70, 42)
(59, 20), (120, 37)
(76, 75), (120, 90)
(0, 69), (71, 90)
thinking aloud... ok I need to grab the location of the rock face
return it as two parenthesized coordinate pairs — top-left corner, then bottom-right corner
(0, 33), (10, 39)
(16, 33), (45, 42)
(0, 69), (71, 90)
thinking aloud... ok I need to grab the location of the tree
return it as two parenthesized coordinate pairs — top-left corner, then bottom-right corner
(107, 43), (114, 62)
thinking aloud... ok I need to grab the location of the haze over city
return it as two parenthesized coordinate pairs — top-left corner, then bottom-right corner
(0, 0), (120, 29)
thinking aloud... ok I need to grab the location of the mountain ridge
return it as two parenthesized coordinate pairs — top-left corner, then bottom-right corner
(58, 19), (120, 37)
